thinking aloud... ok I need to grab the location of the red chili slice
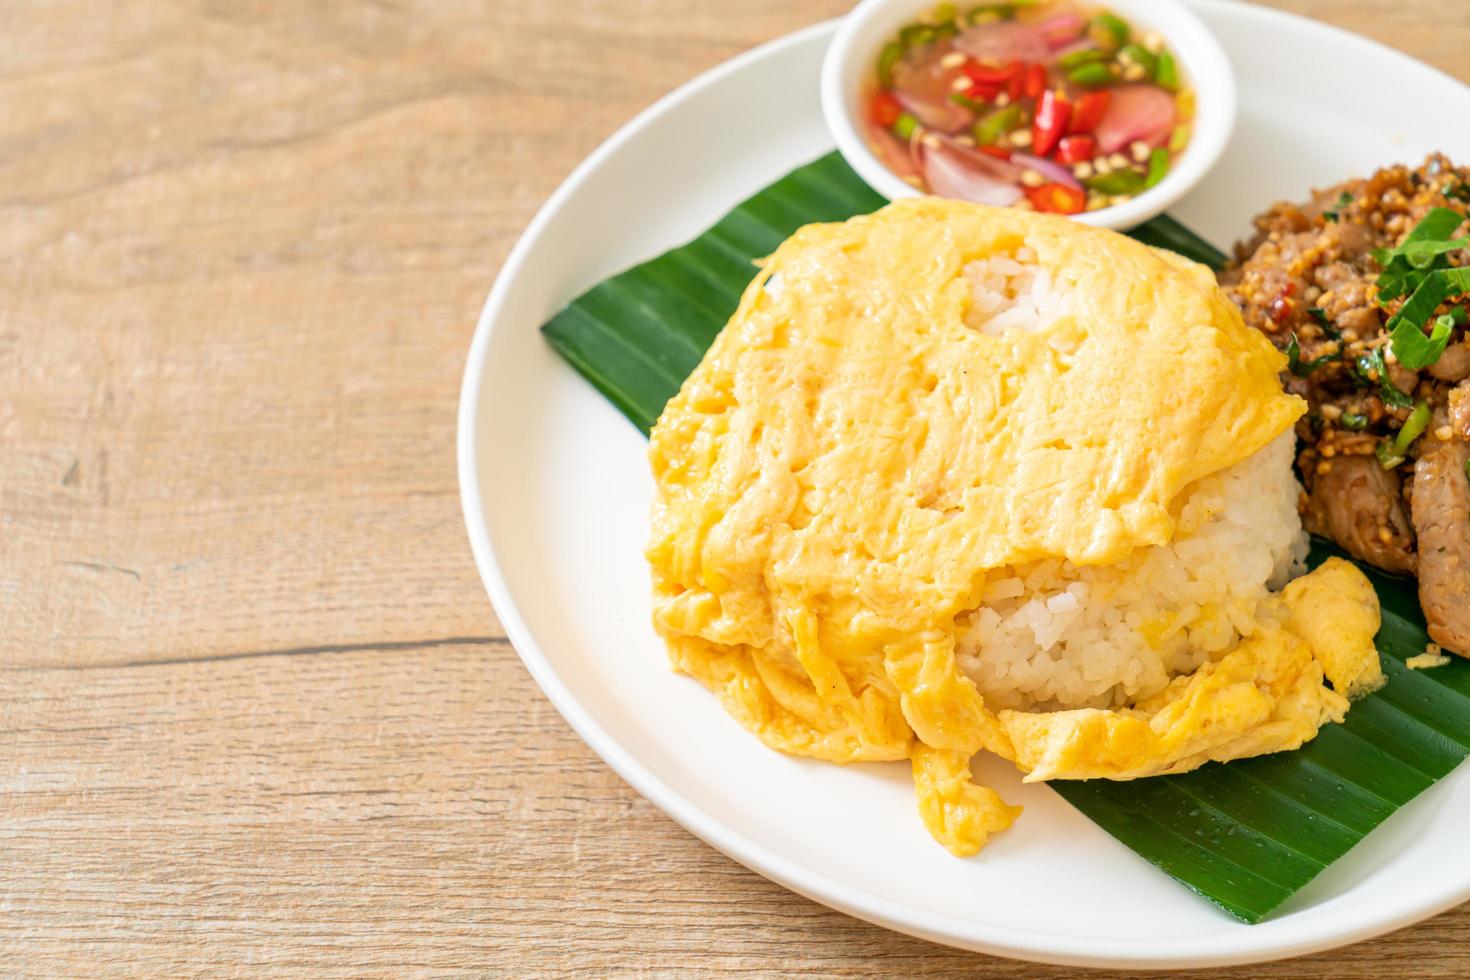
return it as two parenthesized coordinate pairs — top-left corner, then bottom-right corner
(962, 60), (1022, 84)
(1022, 64), (1048, 100)
(1032, 89), (1071, 157)
(1054, 134), (1096, 164)
(1006, 70), (1025, 102)
(870, 91), (903, 128)
(977, 144), (1013, 160)
(964, 81), (1003, 102)
(1025, 182), (1087, 214)
(1068, 90), (1111, 134)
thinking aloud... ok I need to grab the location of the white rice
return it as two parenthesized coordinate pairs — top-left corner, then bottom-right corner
(962, 247), (1069, 336)
(955, 250), (1309, 712)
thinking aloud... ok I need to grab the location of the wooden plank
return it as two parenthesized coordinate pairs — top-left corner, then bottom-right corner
(2, 0), (1467, 973)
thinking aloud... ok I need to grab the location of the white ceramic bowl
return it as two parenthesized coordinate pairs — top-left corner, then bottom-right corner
(820, 0), (1237, 229)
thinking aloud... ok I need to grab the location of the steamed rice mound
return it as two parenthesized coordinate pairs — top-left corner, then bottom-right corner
(646, 198), (1383, 856)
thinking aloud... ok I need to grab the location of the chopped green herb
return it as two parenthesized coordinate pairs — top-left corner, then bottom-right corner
(1340, 412), (1369, 431)
(1376, 440), (1407, 470)
(1323, 191), (1354, 222)
(1374, 208), (1469, 299)
(1286, 333), (1337, 377)
(949, 92), (988, 111)
(1394, 399), (1433, 454)
(1356, 348), (1414, 409)
(1385, 266), (1470, 367)
(893, 112), (919, 140)
(1389, 308), (1456, 370)
(877, 42), (904, 88)
(1306, 306), (1341, 339)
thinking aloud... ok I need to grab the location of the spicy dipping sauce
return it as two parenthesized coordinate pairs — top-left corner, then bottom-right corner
(866, 3), (1193, 214)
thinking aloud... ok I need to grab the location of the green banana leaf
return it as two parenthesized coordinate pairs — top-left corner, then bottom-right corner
(540, 151), (1470, 923)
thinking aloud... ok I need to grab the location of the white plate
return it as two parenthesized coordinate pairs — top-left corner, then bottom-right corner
(459, 2), (1470, 968)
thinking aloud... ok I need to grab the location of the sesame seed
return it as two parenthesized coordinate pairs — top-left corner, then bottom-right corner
(954, 134), (975, 146)
(921, 133), (941, 150)
(951, 74), (973, 92)
(1378, 527), (1394, 544)
(1020, 169), (1045, 188)
(1094, 158), (1113, 175)
(1143, 32), (1164, 52)
(995, 92), (1011, 107)
(1129, 140), (1150, 162)
(1009, 128), (1032, 147)
(1073, 162), (1094, 180)
(1316, 461), (1333, 475)
(1436, 425), (1454, 441)
(1107, 153), (1130, 169)
(1122, 63), (1147, 81)
(1321, 444), (1337, 458)
(1108, 194), (1131, 206)
(940, 52), (967, 69)
(1320, 404), (1343, 420)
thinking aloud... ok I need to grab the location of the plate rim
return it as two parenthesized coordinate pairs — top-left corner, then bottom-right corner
(458, 4), (1470, 968)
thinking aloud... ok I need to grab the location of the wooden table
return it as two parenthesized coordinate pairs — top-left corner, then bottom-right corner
(4, 1), (1466, 974)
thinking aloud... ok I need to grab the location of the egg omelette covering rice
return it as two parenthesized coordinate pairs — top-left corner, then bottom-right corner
(646, 198), (1383, 855)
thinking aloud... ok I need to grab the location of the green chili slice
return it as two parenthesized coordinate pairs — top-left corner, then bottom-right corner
(899, 24), (937, 47)
(877, 42), (904, 88)
(1117, 44), (1157, 79)
(1067, 61), (1115, 86)
(893, 113), (919, 140)
(1155, 50), (1180, 90)
(1086, 169), (1146, 195)
(1144, 148), (1169, 189)
(1058, 47), (1106, 70)
(973, 104), (1021, 145)
(1087, 12), (1130, 49)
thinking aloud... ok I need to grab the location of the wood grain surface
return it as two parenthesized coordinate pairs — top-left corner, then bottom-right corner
(3, 1), (1467, 975)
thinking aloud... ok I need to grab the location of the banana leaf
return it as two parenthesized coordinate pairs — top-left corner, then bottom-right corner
(540, 151), (1470, 923)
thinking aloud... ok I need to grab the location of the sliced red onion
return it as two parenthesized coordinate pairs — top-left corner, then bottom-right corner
(916, 134), (1024, 207)
(894, 88), (973, 135)
(890, 42), (973, 134)
(953, 21), (1048, 65)
(1049, 38), (1095, 64)
(870, 125), (921, 182)
(1094, 84), (1177, 154)
(1036, 12), (1086, 48)
(1010, 152), (1083, 190)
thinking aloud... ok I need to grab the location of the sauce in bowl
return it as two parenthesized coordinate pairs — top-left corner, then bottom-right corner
(866, 2), (1194, 214)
